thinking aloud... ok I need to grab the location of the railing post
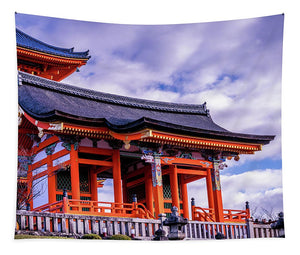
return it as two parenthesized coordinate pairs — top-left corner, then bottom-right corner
(191, 198), (195, 220)
(132, 194), (137, 217)
(245, 201), (250, 219)
(246, 218), (254, 238)
(62, 188), (69, 213)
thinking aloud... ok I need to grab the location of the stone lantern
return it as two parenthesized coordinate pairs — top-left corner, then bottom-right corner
(271, 212), (285, 238)
(163, 206), (188, 240)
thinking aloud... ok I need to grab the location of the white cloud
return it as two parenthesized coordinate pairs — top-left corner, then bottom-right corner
(187, 169), (284, 218)
(97, 179), (114, 202)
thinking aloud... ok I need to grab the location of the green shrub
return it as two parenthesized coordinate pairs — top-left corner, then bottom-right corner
(109, 234), (131, 240)
(81, 233), (102, 239)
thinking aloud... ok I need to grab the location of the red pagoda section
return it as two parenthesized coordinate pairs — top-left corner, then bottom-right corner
(16, 29), (90, 81)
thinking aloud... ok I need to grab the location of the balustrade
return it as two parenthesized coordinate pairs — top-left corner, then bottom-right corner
(16, 210), (273, 240)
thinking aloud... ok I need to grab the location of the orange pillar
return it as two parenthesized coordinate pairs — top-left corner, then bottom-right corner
(70, 144), (80, 200)
(206, 168), (214, 210)
(169, 165), (180, 209)
(180, 175), (189, 219)
(145, 166), (154, 215)
(47, 154), (56, 204)
(90, 167), (98, 201)
(27, 164), (33, 210)
(112, 149), (122, 204)
(151, 154), (164, 218)
(122, 179), (128, 203)
(211, 161), (224, 222)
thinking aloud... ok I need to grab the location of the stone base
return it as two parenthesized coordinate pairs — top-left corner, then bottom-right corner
(167, 232), (185, 240)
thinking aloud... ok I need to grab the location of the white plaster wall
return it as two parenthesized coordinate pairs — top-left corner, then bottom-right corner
(32, 149), (47, 164)
(79, 137), (93, 147)
(98, 139), (112, 149)
(53, 154), (70, 167)
(53, 141), (66, 154)
(32, 176), (49, 209)
(32, 164), (47, 176)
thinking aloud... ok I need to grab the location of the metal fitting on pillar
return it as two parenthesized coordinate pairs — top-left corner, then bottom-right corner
(245, 201), (249, 210)
(191, 197), (195, 206)
(132, 194), (137, 203)
(63, 188), (68, 198)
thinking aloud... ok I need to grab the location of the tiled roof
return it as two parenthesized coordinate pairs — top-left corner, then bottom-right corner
(16, 28), (90, 59)
(18, 71), (208, 115)
(18, 71), (274, 145)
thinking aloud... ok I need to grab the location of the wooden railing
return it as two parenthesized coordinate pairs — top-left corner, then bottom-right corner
(32, 199), (154, 219)
(192, 206), (250, 223)
(32, 200), (64, 213)
(223, 209), (249, 222)
(15, 211), (280, 240)
(192, 207), (215, 222)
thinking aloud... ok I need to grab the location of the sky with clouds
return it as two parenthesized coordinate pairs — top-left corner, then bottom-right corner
(16, 13), (284, 219)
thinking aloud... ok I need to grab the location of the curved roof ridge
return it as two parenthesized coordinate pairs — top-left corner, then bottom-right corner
(16, 28), (90, 59)
(18, 71), (208, 115)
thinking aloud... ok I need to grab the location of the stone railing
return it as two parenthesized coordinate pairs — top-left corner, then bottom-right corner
(15, 210), (280, 240)
(184, 220), (248, 239)
(247, 221), (280, 238)
(16, 210), (160, 240)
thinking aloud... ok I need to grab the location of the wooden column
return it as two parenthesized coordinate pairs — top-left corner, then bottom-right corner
(151, 154), (164, 218)
(112, 149), (122, 204)
(122, 179), (128, 203)
(180, 175), (189, 219)
(27, 164), (33, 210)
(90, 167), (98, 201)
(145, 166), (154, 215)
(70, 144), (80, 200)
(45, 143), (57, 204)
(211, 161), (224, 222)
(169, 165), (180, 209)
(206, 168), (215, 212)
(47, 154), (56, 204)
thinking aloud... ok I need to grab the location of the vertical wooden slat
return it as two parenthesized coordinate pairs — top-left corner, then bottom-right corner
(61, 218), (67, 233)
(69, 219), (76, 234)
(107, 221), (113, 236)
(37, 216), (42, 231)
(120, 221), (126, 235)
(134, 222), (140, 237)
(113, 220), (119, 235)
(148, 223), (153, 237)
(20, 215), (26, 230)
(224, 224), (229, 239)
(84, 219), (90, 234)
(78, 219), (84, 235)
(45, 217), (51, 232)
(91, 220), (96, 234)
(99, 220), (104, 235)
(198, 223), (202, 239)
(126, 222), (132, 236)
(140, 223), (146, 237)
(28, 215), (34, 231)
(207, 224), (211, 239)
(154, 223), (159, 233)
(53, 217), (58, 232)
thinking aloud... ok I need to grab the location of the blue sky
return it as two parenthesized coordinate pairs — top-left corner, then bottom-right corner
(15, 13), (284, 218)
